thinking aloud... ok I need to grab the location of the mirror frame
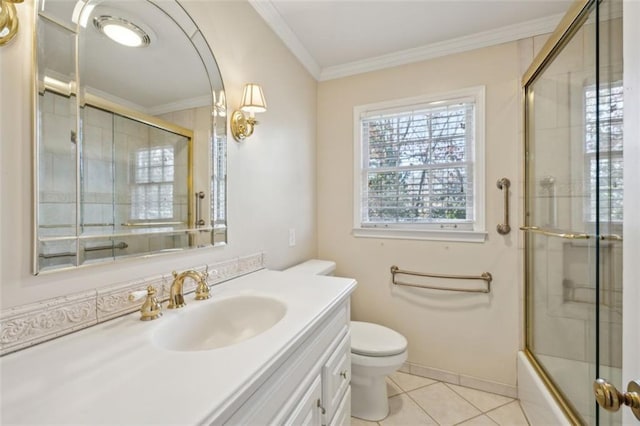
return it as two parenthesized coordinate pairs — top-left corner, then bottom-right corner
(32, 0), (227, 275)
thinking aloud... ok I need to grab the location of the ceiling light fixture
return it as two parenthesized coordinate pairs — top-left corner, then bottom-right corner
(94, 16), (150, 48)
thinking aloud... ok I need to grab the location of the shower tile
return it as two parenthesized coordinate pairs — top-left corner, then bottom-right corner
(532, 312), (586, 361)
(486, 401), (529, 425)
(446, 383), (513, 412)
(408, 382), (480, 425)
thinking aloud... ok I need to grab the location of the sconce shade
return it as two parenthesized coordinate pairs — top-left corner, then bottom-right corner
(240, 83), (267, 114)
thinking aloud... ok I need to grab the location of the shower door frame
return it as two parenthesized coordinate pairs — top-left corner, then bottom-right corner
(521, 0), (597, 424)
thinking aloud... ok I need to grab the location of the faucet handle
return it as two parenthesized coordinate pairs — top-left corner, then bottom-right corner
(128, 289), (148, 302)
(194, 269), (211, 301)
(130, 286), (162, 321)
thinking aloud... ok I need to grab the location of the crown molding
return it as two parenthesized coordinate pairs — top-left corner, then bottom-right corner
(248, 0), (322, 80)
(249, 0), (564, 82)
(319, 12), (564, 81)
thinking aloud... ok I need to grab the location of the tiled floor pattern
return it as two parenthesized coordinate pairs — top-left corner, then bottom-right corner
(351, 372), (529, 426)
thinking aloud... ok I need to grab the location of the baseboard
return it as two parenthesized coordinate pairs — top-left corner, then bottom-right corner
(402, 361), (518, 399)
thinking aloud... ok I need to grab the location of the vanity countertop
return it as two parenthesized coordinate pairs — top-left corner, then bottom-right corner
(0, 270), (356, 424)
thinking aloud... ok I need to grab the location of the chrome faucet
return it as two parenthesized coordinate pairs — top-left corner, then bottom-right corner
(168, 269), (211, 309)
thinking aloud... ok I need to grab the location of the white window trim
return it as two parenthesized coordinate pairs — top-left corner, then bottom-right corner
(352, 86), (486, 243)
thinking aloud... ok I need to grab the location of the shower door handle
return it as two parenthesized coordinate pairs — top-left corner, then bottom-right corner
(593, 378), (640, 420)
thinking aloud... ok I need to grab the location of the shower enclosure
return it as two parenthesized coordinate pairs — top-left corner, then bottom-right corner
(522, 0), (624, 424)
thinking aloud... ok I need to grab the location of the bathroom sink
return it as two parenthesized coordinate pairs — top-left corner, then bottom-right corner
(153, 295), (287, 351)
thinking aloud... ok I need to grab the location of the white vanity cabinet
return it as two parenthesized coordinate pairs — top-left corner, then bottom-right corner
(0, 271), (357, 425)
(224, 300), (352, 425)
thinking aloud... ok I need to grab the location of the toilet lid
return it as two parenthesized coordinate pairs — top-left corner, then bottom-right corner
(350, 321), (407, 357)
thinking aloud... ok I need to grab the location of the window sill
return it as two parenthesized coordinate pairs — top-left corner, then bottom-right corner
(352, 227), (487, 243)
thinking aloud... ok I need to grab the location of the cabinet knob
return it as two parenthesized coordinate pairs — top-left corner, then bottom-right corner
(340, 370), (348, 379)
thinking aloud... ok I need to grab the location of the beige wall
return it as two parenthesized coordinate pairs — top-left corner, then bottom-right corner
(317, 42), (527, 386)
(0, 0), (317, 308)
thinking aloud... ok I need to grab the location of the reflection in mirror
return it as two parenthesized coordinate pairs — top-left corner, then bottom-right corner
(35, 0), (227, 274)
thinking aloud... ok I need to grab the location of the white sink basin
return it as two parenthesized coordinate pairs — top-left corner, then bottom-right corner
(153, 295), (287, 351)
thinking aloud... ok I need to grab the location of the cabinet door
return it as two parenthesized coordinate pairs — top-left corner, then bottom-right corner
(329, 386), (351, 426)
(322, 332), (351, 421)
(284, 375), (322, 426)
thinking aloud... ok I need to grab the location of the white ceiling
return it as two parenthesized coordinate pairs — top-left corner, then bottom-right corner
(249, 0), (573, 80)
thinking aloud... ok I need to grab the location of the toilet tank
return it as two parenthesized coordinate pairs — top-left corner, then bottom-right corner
(284, 259), (336, 276)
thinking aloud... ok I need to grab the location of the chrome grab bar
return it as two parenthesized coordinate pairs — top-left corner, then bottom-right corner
(496, 177), (511, 235)
(390, 265), (492, 294)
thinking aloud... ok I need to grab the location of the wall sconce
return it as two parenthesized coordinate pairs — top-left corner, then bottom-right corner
(231, 83), (267, 142)
(0, 0), (22, 46)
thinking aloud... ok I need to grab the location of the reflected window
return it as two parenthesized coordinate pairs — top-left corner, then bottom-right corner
(131, 146), (174, 220)
(584, 82), (623, 222)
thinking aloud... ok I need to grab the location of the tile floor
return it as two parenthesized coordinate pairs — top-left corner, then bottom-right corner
(351, 372), (529, 426)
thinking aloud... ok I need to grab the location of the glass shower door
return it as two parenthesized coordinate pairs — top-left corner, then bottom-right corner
(524, 0), (623, 424)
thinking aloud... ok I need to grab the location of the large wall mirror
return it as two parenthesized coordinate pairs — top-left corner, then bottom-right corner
(34, 0), (227, 274)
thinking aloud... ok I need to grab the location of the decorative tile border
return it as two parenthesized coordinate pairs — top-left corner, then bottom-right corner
(0, 291), (97, 355)
(0, 252), (265, 356)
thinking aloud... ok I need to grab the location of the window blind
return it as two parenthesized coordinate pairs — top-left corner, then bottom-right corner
(360, 100), (475, 226)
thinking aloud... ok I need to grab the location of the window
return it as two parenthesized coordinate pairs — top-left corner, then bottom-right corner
(584, 81), (623, 223)
(131, 146), (174, 220)
(353, 87), (485, 242)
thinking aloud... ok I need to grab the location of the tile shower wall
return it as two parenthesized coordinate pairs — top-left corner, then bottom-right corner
(82, 105), (113, 235)
(39, 91), (76, 237)
(159, 106), (212, 247)
(529, 17), (623, 367)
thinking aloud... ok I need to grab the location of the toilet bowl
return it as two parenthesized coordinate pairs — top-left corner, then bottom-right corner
(284, 260), (408, 421)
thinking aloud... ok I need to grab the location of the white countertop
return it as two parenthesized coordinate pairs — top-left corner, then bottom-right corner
(0, 270), (356, 424)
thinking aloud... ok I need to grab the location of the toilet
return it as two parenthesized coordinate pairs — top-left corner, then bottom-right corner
(284, 260), (408, 421)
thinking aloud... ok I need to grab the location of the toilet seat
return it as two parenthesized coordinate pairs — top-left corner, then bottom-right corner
(351, 321), (407, 357)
